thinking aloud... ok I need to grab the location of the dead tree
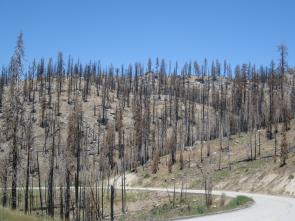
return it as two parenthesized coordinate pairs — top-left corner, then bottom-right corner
(0, 159), (9, 207)
(110, 185), (115, 221)
(24, 116), (34, 214)
(47, 111), (59, 218)
(280, 130), (288, 167)
(6, 32), (25, 210)
(197, 157), (213, 208)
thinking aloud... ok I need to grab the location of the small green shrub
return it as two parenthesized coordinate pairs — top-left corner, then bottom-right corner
(119, 215), (125, 221)
(143, 172), (150, 179)
(196, 206), (205, 214)
(228, 195), (252, 209)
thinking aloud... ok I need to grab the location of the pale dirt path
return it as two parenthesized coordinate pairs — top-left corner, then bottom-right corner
(126, 187), (295, 221)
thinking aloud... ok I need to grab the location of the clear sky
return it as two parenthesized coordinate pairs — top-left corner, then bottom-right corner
(0, 0), (294, 69)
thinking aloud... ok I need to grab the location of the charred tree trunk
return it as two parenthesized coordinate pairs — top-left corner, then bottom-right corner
(24, 143), (30, 214)
(11, 121), (18, 210)
(65, 168), (71, 221)
(37, 152), (43, 215)
(110, 185), (114, 221)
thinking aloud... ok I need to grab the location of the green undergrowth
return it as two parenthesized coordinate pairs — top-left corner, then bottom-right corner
(226, 195), (252, 209)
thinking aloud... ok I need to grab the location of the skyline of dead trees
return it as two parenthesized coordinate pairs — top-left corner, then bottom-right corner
(0, 33), (294, 220)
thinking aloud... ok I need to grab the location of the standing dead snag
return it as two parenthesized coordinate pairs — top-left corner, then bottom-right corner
(56, 52), (64, 116)
(274, 125), (278, 163)
(151, 149), (160, 174)
(10, 108), (20, 210)
(66, 95), (83, 221)
(120, 129), (127, 214)
(24, 116), (34, 214)
(65, 107), (78, 221)
(179, 150), (184, 170)
(280, 130), (288, 167)
(267, 61), (276, 139)
(110, 185), (115, 221)
(100, 74), (109, 125)
(278, 44), (290, 132)
(168, 155), (173, 173)
(0, 158), (9, 207)
(5, 32), (25, 210)
(197, 156), (213, 208)
(106, 124), (116, 170)
(36, 152), (43, 215)
(47, 110), (59, 218)
(0, 70), (5, 113)
(167, 132), (177, 166)
(133, 96), (143, 165)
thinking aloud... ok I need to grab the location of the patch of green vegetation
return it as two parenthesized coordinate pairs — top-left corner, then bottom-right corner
(196, 205), (205, 214)
(143, 172), (150, 179)
(118, 216), (126, 221)
(288, 174), (294, 180)
(226, 195), (252, 209)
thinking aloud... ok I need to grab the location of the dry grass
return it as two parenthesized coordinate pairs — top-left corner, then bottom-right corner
(0, 207), (60, 221)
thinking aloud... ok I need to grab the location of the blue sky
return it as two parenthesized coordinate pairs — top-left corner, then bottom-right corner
(0, 0), (294, 69)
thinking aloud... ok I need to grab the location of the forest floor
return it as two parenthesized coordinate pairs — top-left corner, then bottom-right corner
(0, 206), (60, 221)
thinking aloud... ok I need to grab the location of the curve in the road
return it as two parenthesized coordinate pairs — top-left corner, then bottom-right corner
(127, 187), (295, 221)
